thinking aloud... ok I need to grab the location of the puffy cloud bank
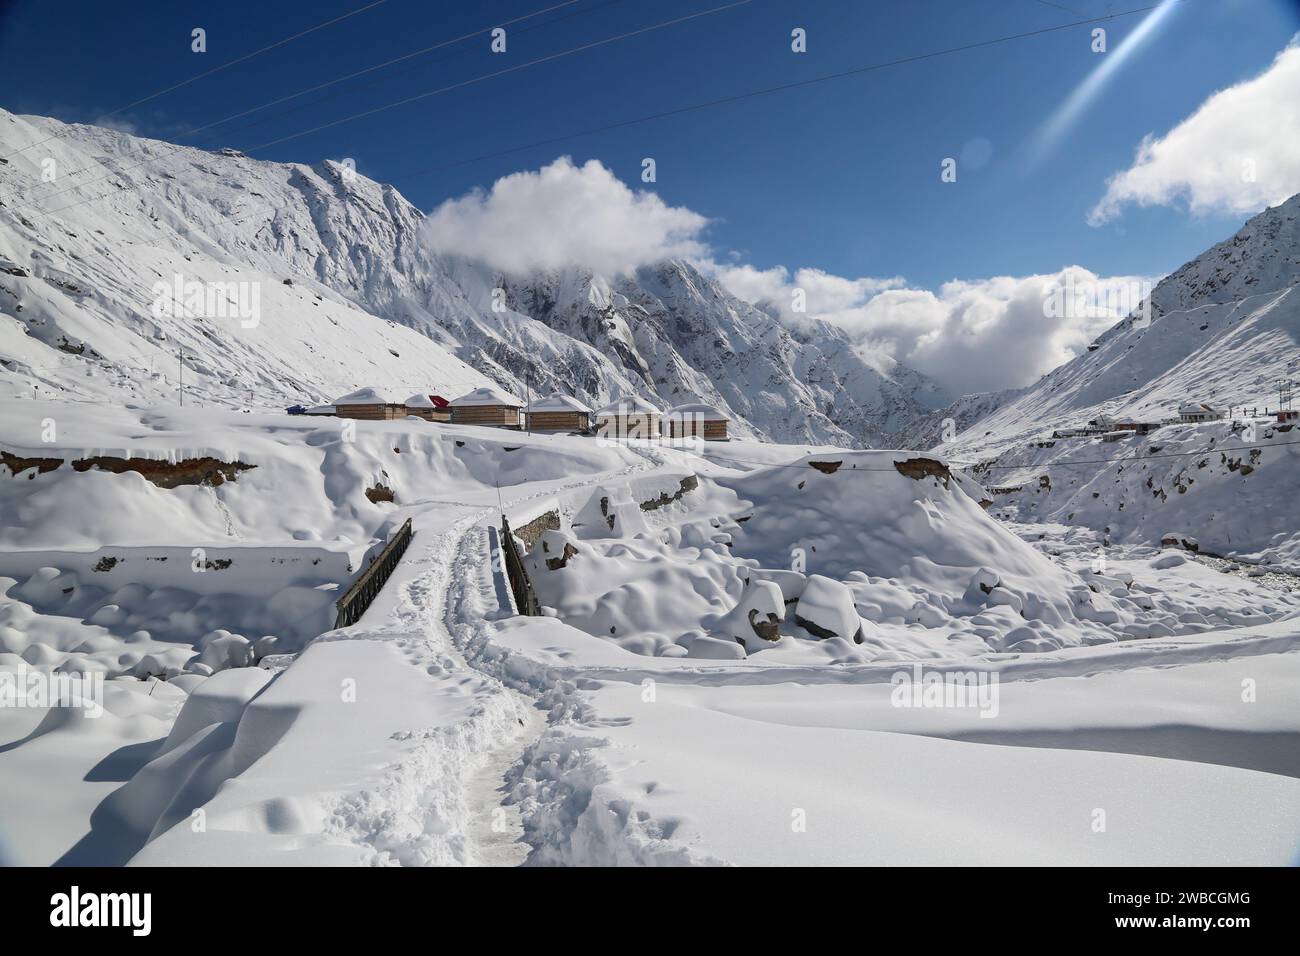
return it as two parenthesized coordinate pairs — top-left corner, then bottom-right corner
(423, 157), (1152, 397)
(708, 263), (1152, 396)
(1089, 40), (1300, 225)
(421, 156), (709, 276)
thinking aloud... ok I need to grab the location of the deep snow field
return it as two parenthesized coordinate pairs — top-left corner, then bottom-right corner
(1, 400), (1298, 866)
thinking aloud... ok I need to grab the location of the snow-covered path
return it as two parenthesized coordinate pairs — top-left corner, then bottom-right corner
(132, 448), (667, 866)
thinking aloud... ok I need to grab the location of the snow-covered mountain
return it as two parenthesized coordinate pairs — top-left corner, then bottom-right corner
(934, 194), (1300, 459)
(0, 110), (949, 445)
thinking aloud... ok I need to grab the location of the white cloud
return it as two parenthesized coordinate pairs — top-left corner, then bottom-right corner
(92, 115), (139, 135)
(709, 263), (1153, 396)
(708, 263), (905, 318)
(1089, 40), (1300, 225)
(423, 157), (1149, 396)
(421, 157), (710, 275)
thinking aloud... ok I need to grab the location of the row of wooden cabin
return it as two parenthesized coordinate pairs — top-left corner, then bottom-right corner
(303, 386), (729, 439)
(526, 394), (730, 440)
(304, 387), (452, 422)
(302, 387), (733, 439)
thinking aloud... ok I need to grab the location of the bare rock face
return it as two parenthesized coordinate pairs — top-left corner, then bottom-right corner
(893, 457), (952, 488)
(2, 449), (256, 488)
(364, 483), (395, 503)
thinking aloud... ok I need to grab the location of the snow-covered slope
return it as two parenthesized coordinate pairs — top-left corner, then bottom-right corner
(920, 197), (1300, 563)
(0, 121), (496, 409)
(0, 110), (948, 444)
(934, 195), (1300, 460)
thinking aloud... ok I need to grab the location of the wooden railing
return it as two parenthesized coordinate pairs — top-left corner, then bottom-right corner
(334, 518), (414, 628)
(500, 515), (540, 616)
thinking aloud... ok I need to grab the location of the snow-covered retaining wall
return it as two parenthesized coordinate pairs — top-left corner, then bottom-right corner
(504, 496), (562, 551)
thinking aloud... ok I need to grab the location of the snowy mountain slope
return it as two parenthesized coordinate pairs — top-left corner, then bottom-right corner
(895, 384), (1029, 451)
(0, 109), (949, 444)
(0, 118), (495, 409)
(973, 420), (1300, 569)
(935, 194), (1300, 460)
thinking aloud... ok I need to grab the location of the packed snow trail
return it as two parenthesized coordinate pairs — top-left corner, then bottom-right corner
(310, 446), (667, 866)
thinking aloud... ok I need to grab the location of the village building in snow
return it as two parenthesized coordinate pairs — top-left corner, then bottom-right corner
(1178, 403), (1225, 423)
(524, 394), (592, 433)
(449, 385), (524, 428)
(1113, 420), (1162, 435)
(594, 396), (663, 440)
(666, 401), (729, 440)
(330, 387), (408, 421)
(403, 393), (451, 423)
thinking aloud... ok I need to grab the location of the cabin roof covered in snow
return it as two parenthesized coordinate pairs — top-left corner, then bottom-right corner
(667, 401), (727, 420)
(334, 387), (394, 405)
(595, 395), (661, 417)
(404, 393), (436, 408)
(525, 394), (592, 414)
(449, 384), (523, 407)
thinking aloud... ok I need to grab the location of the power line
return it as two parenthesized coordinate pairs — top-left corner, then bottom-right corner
(347, 0), (1177, 186)
(0, 1), (390, 161)
(204, 0), (632, 143)
(1031, 0), (1091, 16)
(0, 0), (600, 205)
(9, 0), (754, 218)
(8, 0), (1185, 224)
(5, 0), (1170, 223)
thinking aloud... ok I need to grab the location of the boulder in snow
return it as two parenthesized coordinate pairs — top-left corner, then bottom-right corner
(794, 575), (864, 643)
(719, 578), (785, 651)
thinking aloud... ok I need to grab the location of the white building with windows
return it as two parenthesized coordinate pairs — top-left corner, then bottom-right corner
(1178, 403), (1225, 423)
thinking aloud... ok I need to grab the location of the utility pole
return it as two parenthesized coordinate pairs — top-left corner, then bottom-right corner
(525, 366), (532, 435)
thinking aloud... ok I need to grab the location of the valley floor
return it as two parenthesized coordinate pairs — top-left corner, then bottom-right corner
(1, 406), (1297, 866)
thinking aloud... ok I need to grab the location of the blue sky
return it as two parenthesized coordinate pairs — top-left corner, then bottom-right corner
(1, 0), (1297, 290)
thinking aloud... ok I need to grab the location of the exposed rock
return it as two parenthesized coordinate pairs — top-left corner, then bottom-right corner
(638, 474), (699, 510)
(365, 483), (395, 503)
(1, 449), (63, 477)
(893, 456), (951, 488)
(69, 455), (255, 488)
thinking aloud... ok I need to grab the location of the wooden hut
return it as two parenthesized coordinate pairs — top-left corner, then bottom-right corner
(404, 393), (451, 423)
(524, 394), (592, 433)
(593, 396), (662, 440)
(449, 385), (524, 429)
(332, 387), (406, 421)
(666, 401), (729, 441)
